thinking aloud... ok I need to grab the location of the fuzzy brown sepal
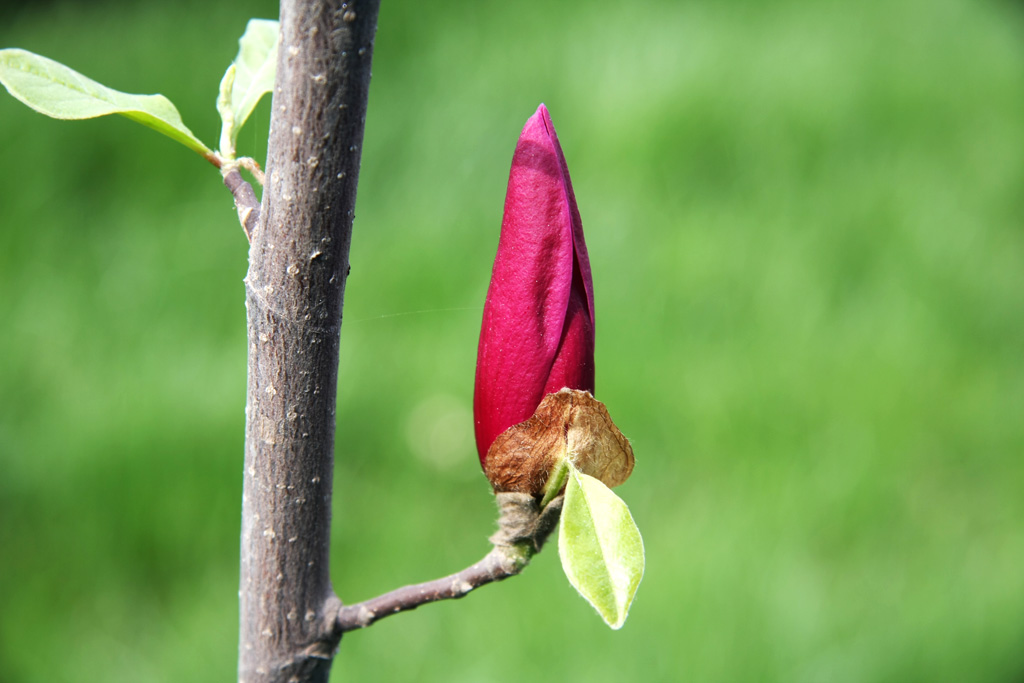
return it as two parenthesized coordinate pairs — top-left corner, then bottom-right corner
(484, 388), (634, 496)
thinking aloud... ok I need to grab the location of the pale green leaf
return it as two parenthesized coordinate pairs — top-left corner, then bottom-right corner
(559, 464), (645, 629)
(0, 48), (211, 157)
(218, 19), (278, 154)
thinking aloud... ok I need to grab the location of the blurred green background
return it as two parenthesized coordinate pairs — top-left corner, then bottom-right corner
(2, 0), (1023, 680)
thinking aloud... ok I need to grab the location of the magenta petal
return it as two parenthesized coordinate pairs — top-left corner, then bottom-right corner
(543, 263), (595, 398)
(474, 104), (596, 464)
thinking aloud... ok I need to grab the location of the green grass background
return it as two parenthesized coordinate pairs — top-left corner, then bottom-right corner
(2, 0), (1023, 680)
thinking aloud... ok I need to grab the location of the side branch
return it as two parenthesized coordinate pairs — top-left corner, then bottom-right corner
(334, 493), (563, 633)
(336, 546), (528, 631)
(222, 167), (260, 241)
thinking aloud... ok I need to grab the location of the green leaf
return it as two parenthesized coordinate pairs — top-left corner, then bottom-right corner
(0, 48), (212, 158)
(218, 19), (278, 156)
(558, 464), (645, 629)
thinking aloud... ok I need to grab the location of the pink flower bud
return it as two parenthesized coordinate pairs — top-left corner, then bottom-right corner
(474, 104), (595, 466)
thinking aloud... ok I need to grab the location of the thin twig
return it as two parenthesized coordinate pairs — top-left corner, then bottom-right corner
(222, 167), (260, 242)
(335, 545), (530, 631)
(333, 492), (564, 633)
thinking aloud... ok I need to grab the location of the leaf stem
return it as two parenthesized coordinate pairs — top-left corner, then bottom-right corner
(540, 459), (570, 508)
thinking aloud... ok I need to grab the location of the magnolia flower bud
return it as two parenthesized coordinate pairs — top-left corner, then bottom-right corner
(474, 105), (632, 497)
(474, 104), (596, 465)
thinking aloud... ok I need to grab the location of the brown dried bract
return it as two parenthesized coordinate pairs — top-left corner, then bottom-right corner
(484, 389), (634, 496)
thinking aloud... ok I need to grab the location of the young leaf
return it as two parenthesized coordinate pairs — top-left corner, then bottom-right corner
(558, 463), (645, 629)
(0, 48), (212, 159)
(218, 19), (278, 156)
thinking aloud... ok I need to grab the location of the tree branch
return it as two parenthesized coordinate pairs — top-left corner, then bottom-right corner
(336, 547), (529, 631)
(334, 493), (564, 632)
(238, 1), (380, 681)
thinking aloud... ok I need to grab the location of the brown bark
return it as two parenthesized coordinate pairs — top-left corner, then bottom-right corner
(237, 1), (380, 681)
